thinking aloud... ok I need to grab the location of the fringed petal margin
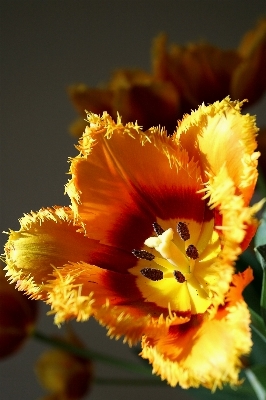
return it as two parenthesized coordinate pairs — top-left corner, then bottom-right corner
(41, 268), (94, 326)
(44, 262), (190, 344)
(2, 98), (261, 389)
(141, 301), (252, 390)
(176, 97), (259, 205)
(202, 165), (265, 250)
(95, 302), (190, 347)
(66, 112), (206, 250)
(3, 207), (97, 300)
(2, 205), (191, 343)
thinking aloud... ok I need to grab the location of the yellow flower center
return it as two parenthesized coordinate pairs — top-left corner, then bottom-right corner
(130, 221), (221, 315)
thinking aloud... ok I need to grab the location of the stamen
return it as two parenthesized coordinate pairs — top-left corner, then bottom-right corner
(186, 244), (199, 259)
(132, 249), (155, 261)
(141, 268), (163, 281)
(152, 222), (165, 236)
(177, 222), (190, 241)
(173, 270), (186, 283)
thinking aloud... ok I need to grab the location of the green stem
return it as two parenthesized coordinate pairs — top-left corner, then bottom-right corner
(95, 377), (165, 386)
(249, 308), (266, 343)
(33, 330), (155, 377)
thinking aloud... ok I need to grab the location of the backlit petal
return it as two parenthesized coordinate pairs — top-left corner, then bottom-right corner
(176, 97), (259, 205)
(3, 98), (260, 389)
(141, 272), (252, 390)
(4, 207), (97, 299)
(66, 113), (209, 254)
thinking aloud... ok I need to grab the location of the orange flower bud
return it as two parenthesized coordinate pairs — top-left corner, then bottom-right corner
(35, 332), (93, 399)
(0, 268), (38, 359)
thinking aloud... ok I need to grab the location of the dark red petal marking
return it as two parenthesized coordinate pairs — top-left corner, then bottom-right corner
(152, 222), (165, 236)
(177, 221), (190, 241)
(132, 249), (155, 261)
(173, 270), (186, 283)
(141, 268), (163, 281)
(186, 244), (199, 259)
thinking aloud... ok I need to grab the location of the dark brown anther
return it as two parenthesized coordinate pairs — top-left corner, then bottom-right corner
(173, 270), (186, 283)
(132, 249), (155, 261)
(177, 222), (190, 241)
(141, 268), (163, 281)
(152, 222), (164, 236)
(186, 244), (199, 259)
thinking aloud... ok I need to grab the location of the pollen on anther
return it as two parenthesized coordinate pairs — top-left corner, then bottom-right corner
(152, 222), (164, 236)
(141, 268), (163, 281)
(177, 222), (190, 241)
(132, 249), (155, 261)
(186, 244), (199, 259)
(173, 270), (186, 283)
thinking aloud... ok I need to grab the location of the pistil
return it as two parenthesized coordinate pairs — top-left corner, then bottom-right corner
(131, 221), (213, 314)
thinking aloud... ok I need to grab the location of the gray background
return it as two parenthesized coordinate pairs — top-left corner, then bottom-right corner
(1, 1), (266, 399)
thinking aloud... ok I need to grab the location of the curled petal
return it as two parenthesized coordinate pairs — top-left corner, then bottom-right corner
(225, 267), (254, 305)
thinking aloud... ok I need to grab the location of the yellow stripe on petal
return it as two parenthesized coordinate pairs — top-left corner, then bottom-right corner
(4, 207), (97, 299)
(176, 97), (259, 204)
(186, 275), (212, 314)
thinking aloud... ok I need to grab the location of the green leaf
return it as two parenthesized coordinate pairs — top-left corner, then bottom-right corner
(254, 205), (266, 326)
(188, 378), (256, 400)
(255, 245), (266, 326)
(250, 308), (266, 343)
(257, 169), (266, 199)
(237, 251), (261, 314)
(255, 206), (266, 251)
(256, 246), (266, 264)
(245, 365), (266, 400)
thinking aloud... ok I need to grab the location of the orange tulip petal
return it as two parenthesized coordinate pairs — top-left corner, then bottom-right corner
(176, 97), (259, 203)
(3, 97), (260, 389)
(232, 18), (266, 104)
(141, 294), (252, 389)
(225, 267), (254, 305)
(153, 34), (240, 110)
(66, 113), (211, 253)
(4, 207), (97, 299)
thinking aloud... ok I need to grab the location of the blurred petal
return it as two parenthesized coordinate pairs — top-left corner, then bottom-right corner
(153, 34), (240, 110)
(35, 329), (93, 399)
(69, 19), (266, 139)
(68, 84), (113, 116)
(0, 268), (38, 359)
(232, 18), (266, 104)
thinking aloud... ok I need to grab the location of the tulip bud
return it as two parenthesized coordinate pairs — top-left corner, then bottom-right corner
(35, 330), (93, 399)
(0, 268), (38, 359)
